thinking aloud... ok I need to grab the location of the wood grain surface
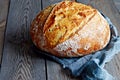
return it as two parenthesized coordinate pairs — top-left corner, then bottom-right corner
(0, 0), (120, 80)
(0, 0), (46, 80)
(114, 0), (120, 12)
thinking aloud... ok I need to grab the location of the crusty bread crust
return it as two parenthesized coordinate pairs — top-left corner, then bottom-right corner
(43, 1), (97, 48)
(30, 4), (55, 50)
(30, 1), (110, 57)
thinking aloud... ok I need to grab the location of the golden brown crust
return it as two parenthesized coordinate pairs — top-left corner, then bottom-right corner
(53, 11), (110, 57)
(30, 4), (55, 50)
(30, 1), (110, 57)
(43, 1), (97, 48)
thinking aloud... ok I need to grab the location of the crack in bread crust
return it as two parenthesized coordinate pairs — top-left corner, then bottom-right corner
(43, 1), (97, 48)
(54, 11), (110, 57)
(30, 1), (111, 57)
(30, 4), (55, 49)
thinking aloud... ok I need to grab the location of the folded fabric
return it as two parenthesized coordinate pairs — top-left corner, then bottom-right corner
(31, 13), (120, 80)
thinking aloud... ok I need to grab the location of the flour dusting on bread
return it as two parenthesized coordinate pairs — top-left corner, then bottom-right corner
(30, 1), (110, 57)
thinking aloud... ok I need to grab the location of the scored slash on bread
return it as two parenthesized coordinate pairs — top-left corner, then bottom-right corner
(43, 1), (97, 47)
(30, 1), (110, 57)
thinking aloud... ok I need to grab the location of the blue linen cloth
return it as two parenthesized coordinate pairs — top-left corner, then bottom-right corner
(32, 14), (120, 80)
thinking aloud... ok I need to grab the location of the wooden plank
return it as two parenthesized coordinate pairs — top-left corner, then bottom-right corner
(114, 0), (120, 12)
(46, 60), (79, 80)
(0, 0), (46, 80)
(0, 0), (10, 64)
(104, 55), (120, 80)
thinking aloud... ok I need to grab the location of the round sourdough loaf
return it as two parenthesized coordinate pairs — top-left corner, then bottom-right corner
(30, 1), (110, 57)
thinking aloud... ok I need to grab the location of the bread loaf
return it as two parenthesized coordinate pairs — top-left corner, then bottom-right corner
(30, 1), (110, 57)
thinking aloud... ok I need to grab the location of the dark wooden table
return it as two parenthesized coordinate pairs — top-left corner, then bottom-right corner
(0, 0), (120, 80)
